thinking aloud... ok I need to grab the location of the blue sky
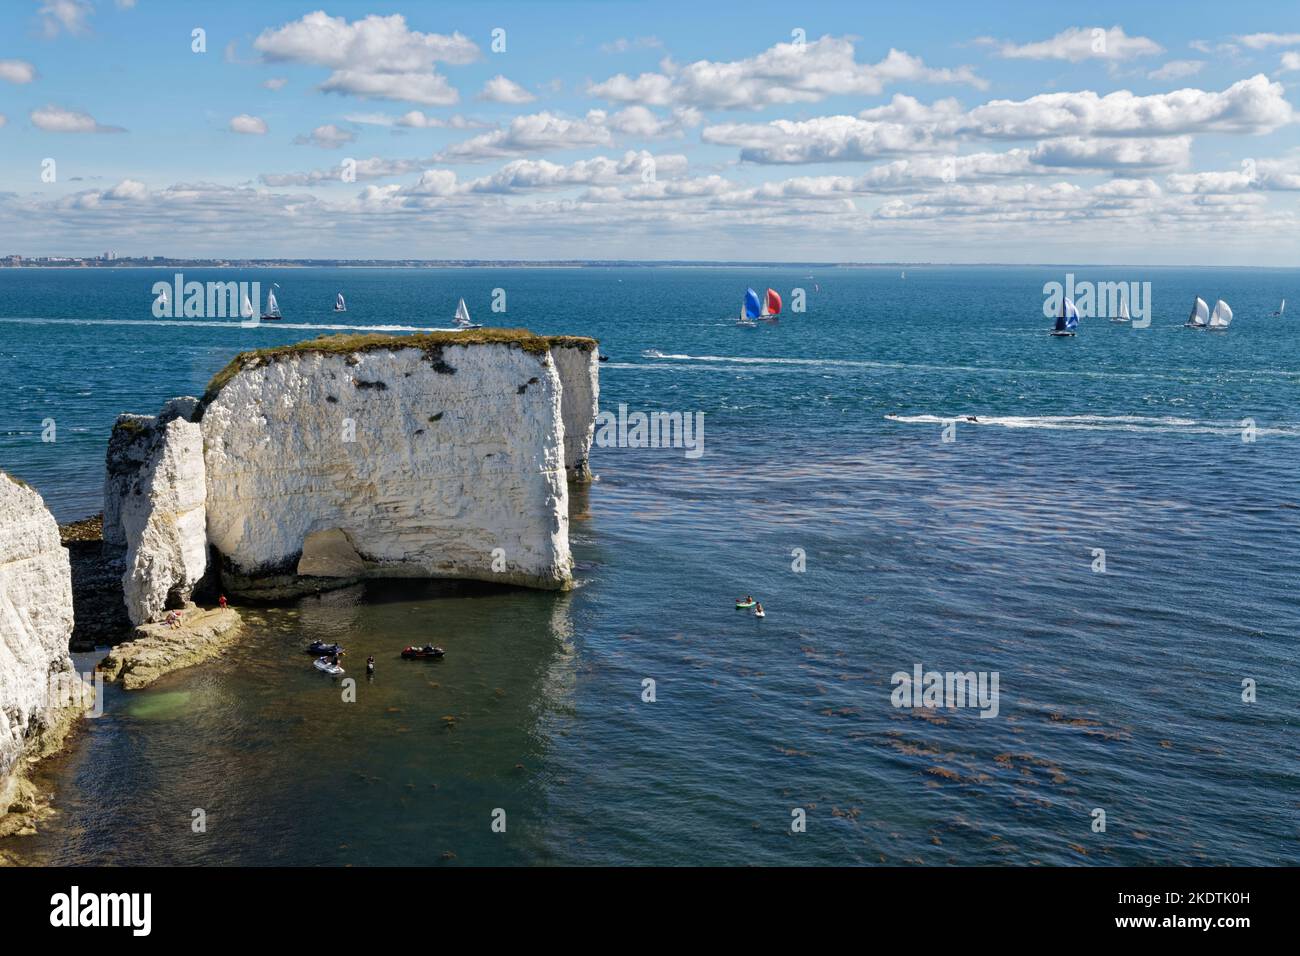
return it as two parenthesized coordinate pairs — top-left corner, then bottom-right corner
(2, 0), (1299, 263)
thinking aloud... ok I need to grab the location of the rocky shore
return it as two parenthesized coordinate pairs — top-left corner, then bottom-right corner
(99, 603), (242, 691)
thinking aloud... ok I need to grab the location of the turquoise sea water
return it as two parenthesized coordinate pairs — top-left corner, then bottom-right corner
(1, 265), (1298, 865)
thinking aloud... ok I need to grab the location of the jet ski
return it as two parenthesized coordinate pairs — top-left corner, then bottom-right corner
(307, 641), (344, 656)
(401, 644), (446, 659)
(313, 658), (345, 676)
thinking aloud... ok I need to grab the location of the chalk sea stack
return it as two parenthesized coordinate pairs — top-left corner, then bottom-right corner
(105, 330), (599, 608)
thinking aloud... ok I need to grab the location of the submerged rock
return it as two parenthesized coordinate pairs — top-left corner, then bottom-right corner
(0, 473), (87, 837)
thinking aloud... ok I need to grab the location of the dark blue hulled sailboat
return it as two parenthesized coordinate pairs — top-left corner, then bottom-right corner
(1050, 297), (1079, 337)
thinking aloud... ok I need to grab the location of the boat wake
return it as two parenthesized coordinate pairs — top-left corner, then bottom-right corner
(884, 413), (1300, 437)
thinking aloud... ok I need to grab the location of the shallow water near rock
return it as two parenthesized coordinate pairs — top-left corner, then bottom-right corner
(2, 265), (1299, 865)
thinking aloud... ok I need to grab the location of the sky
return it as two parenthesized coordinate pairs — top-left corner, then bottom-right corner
(1, 0), (1299, 264)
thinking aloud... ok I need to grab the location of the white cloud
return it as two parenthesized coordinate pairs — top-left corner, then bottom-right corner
(704, 114), (940, 164)
(436, 110), (615, 161)
(254, 11), (477, 106)
(980, 26), (1163, 62)
(261, 156), (426, 187)
(1167, 156), (1300, 193)
(263, 77), (288, 91)
(0, 114), (6, 129)
(36, 0), (92, 37)
(606, 105), (701, 137)
(105, 178), (147, 200)
(1028, 136), (1191, 171)
(318, 70), (459, 106)
(465, 151), (687, 193)
(31, 105), (125, 133)
(115, 0), (137, 8)
(589, 36), (984, 110)
(962, 75), (1293, 138)
(346, 110), (488, 130)
(294, 124), (355, 148)
(1147, 60), (1204, 81)
(0, 59), (37, 84)
(478, 75), (537, 104)
(229, 114), (268, 135)
(701, 78), (1283, 167)
(1235, 33), (1300, 50)
(1279, 52), (1300, 74)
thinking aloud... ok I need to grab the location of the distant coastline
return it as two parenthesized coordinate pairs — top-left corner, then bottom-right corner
(3, 257), (1294, 271)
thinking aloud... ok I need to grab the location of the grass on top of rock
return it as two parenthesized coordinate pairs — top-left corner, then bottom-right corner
(196, 329), (597, 418)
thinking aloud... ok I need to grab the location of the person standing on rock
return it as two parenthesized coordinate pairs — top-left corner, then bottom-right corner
(219, 595), (228, 609)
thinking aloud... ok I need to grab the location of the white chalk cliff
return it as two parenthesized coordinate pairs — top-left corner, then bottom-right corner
(199, 334), (595, 594)
(551, 343), (599, 482)
(0, 473), (79, 818)
(104, 399), (208, 625)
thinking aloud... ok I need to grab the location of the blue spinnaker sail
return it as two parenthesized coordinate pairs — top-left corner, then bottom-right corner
(745, 287), (762, 319)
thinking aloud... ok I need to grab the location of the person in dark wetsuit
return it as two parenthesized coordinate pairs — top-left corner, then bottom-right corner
(366, 656), (375, 676)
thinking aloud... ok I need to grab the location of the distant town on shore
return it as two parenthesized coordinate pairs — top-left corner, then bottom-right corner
(2, 253), (921, 269)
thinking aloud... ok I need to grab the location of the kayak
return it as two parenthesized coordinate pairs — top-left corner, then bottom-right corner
(401, 645), (445, 660)
(736, 601), (756, 609)
(307, 641), (344, 656)
(313, 658), (344, 676)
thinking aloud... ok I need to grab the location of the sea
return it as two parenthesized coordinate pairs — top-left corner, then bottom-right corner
(1, 265), (1297, 865)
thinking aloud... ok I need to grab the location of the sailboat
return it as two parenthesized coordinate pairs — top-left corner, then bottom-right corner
(453, 297), (481, 329)
(240, 293), (255, 322)
(737, 288), (760, 327)
(158, 287), (169, 311)
(901, 271), (906, 280)
(1185, 296), (1210, 328)
(1271, 298), (1286, 317)
(1050, 297), (1079, 337)
(1207, 298), (1233, 330)
(261, 286), (282, 321)
(759, 287), (782, 322)
(1112, 293), (1131, 323)
(334, 292), (347, 313)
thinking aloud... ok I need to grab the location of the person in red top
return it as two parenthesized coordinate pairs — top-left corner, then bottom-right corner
(218, 595), (228, 609)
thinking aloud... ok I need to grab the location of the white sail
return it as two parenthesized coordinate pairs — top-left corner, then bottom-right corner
(1208, 299), (1233, 328)
(335, 292), (346, 311)
(455, 297), (471, 325)
(1187, 296), (1210, 327)
(241, 294), (254, 319)
(265, 290), (279, 316)
(159, 287), (169, 306)
(1279, 298), (1287, 316)
(1118, 294), (1130, 322)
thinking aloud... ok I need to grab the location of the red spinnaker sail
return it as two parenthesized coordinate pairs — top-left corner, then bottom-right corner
(766, 288), (782, 315)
